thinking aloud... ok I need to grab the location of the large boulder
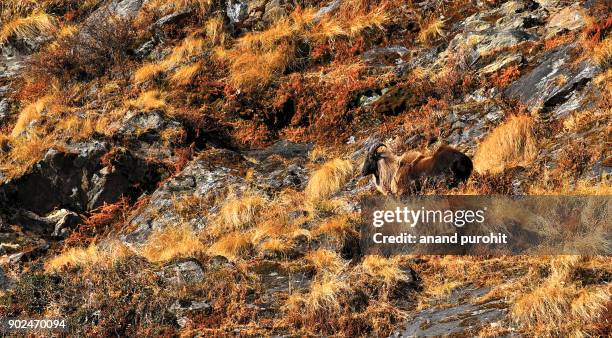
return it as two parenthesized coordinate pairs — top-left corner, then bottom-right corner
(109, 0), (145, 18)
(158, 258), (206, 285)
(504, 44), (600, 116)
(0, 140), (166, 215)
(122, 141), (312, 245)
(122, 148), (247, 245)
(545, 5), (586, 38)
(10, 209), (80, 237)
(438, 0), (545, 70)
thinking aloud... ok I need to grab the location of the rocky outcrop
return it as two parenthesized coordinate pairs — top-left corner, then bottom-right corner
(505, 44), (599, 117)
(158, 258), (206, 285)
(439, 0), (545, 70)
(11, 209), (80, 237)
(123, 140), (312, 245)
(108, 0), (145, 18)
(0, 141), (166, 216)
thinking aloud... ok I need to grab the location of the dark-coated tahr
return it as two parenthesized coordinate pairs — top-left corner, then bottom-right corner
(361, 142), (386, 180)
(361, 143), (473, 196)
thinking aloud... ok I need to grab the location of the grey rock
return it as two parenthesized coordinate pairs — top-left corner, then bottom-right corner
(10, 209), (80, 237)
(395, 46), (441, 77)
(479, 54), (523, 75)
(438, 0), (543, 71)
(115, 110), (187, 163)
(110, 0), (144, 17)
(262, 0), (287, 23)
(155, 9), (193, 27)
(0, 99), (9, 122)
(0, 46), (26, 77)
(0, 266), (7, 289)
(545, 5), (586, 38)
(393, 286), (507, 337)
(314, 0), (342, 21)
(169, 299), (212, 315)
(536, 0), (563, 9)
(118, 110), (184, 143)
(135, 39), (158, 59)
(8, 252), (24, 265)
(47, 209), (81, 237)
(505, 44), (600, 114)
(123, 141), (314, 244)
(0, 140), (162, 215)
(245, 140), (313, 161)
(123, 148), (246, 244)
(485, 108), (504, 123)
(362, 46), (409, 68)
(158, 259), (205, 285)
(227, 0), (249, 24)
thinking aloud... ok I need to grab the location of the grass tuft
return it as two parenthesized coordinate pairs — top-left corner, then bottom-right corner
(473, 115), (538, 174)
(361, 255), (408, 284)
(305, 158), (353, 200)
(418, 17), (445, 44)
(169, 61), (203, 86)
(140, 224), (204, 263)
(306, 249), (345, 275)
(206, 231), (252, 261)
(129, 90), (167, 111)
(0, 11), (56, 45)
(46, 240), (132, 272)
(216, 191), (267, 232)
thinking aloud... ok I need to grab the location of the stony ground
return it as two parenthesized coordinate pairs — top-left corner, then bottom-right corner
(0, 0), (610, 336)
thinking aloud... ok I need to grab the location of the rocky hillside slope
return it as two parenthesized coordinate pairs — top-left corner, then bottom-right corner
(0, 0), (610, 336)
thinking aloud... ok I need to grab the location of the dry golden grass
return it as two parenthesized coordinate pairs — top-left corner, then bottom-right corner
(55, 115), (96, 141)
(258, 238), (294, 255)
(11, 95), (57, 137)
(133, 36), (206, 85)
(556, 177), (612, 195)
(133, 63), (164, 83)
(473, 115), (538, 174)
(128, 90), (166, 111)
(306, 249), (345, 275)
(206, 231), (252, 261)
(418, 17), (445, 44)
(219, 4), (388, 90)
(489, 256), (612, 335)
(56, 23), (77, 38)
(570, 287), (610, 323)
(285, 276), (349, 316)
(305, 277), (348, 311)
(313, 214), (354, 239)
(251, 217), (290, 243)
(426, 280), (462, 299)
(205, 15), (226, 46)
(592, 37), (612, 68)
(142, 0), (213, 18)
(160, 36), (205, 70)
(0, 133), (54, 179)
(169, 61), (202, 86)
(235, 10), (308, 51)
(308, 145), (330, 162)
(170, 193), (208, 221)
(225, 44), (294, 91)
(512, 283), (577, 326)
(216, 191), (267, 232)
(361, 255), (408, 284)
(139, 224), (204, 263)
(344, 5), (388, 37)
(0, 11), (55, 44)
(305, 158), (353, 200)
(45, 240), (132, 272)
